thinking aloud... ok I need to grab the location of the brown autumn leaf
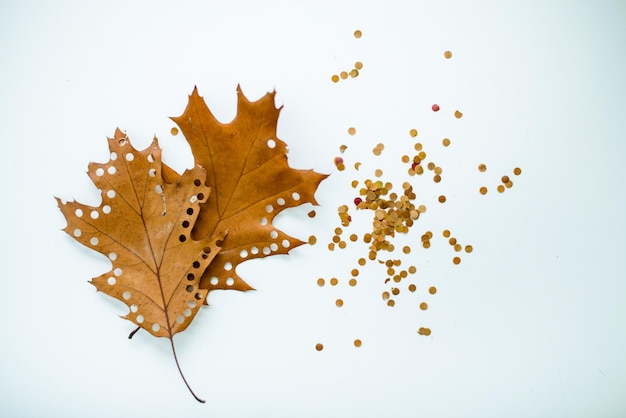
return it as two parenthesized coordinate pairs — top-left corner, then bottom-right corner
(56, 129), (224, 402)
(57, 87), (328, 402)
(171, 86), (328, 295)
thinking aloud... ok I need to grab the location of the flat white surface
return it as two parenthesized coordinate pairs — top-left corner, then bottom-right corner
(1, 1), (625, 417)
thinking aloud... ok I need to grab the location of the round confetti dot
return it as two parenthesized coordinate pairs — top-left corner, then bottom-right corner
(438, 195), (446, 203)
(308, 235), (317, 245)
(349, 278), (357, 286)
(409, 128), (418, 137)
(308, 210), (316, 218)
(454, 110), (463, 119)
(444, 50), (452, 59)
(387, 300), (395, 307)
(442, 138), (451, 147)
(375, 169), (383, 177)
(432, 104), (440, 112)
(478, 163), (487, 172)
(479, 186), (488, 195)
(354, 61), (363, 70)
(464, 245), (473, 253)
(170, 127), (179, 136)
(513, 167), (522, 176)
(317, 278), (325, 287)
(453, 256), (461, 265)
(349, 69), (358, 78)
(442, 229), (450, 238)
(501, 175), (510, 183)
(429, 286), (437, 295)
(418, 327), (432, 336)
(315, 343), (324, 351)
(505, 180), (513, 188)
(497, 185), (505, 193)
(354, 29), (362, 38)
(330, 278), (338, 286)
(419, 302), (428, 310)
(408, 266), (417, 274)
(348, 127), (356, 135)
(340, 71), (348, 79)
(358, 258), (366, 266)
(402, 246), (411, 254)
(354, 339), (362, 347)
(351, 268), (359, 276)
(408, 284), (417, 292)
(335, 299), (344, 307)
(331, 75), (339, 83)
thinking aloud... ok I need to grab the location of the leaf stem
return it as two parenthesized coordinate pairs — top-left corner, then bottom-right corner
(128, 326), (140, 339)
(169, 336), (206, 403)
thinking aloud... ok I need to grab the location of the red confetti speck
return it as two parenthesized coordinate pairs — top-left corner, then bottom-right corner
(354, 197), (363, 206)
(411, 162), (417, 170)
(334, 156), (344, 165)
(432, 104), (440, 112)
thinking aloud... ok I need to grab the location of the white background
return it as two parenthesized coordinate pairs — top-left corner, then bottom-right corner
(1, 1), (625, 417)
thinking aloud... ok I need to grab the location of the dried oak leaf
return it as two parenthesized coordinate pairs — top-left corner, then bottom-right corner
(171, 86), (328, 295)
(56, 129), (223, 402)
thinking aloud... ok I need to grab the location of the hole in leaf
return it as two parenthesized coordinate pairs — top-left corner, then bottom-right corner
(152, 323), (160, 332)
(155, 185), (163, 193)
(183, 308), (192, 317)
(108, 252), (117, 260)
(192, 261), (200, 268)
(240, 249), (248, 258)
(147, 154), (154, 162)
(107, 277), (116, 285)
(215, 239), (223, 247)
(188, 301), (196, 309)
(114, 268), (123, 276)
(270, 243), (278, 252)
(267, 139), (276, 149)
(260, 217), (268, 225)
(130, 304), (138, 313)
(187, 273), (195, 281)
(75, 209), (83, 217)
(197, 193), (205, 200)
(281, 239), (290, 248)
(179, 235), (186, 242)
(195, 292), (203, 300)
(95, 168), (104, 177)
(182, 220), (190, 228)
(250, 246), (259, 255)
(270, 230), (278, 239)
(90, 210), (99, 219)
(194, 179), (201, 186)
(292, 192), (301, 201)
(136, 315), (144, 323)
(186, 285), (194, 293)
(226, 277), (234, 286)
(186, 208), (193, 215)
(263, 247), (270, 255)
(125, 153), (134, 161)
(265, 204), (273, 213)
(209, 277), (218, 285)
(107, 166), (116, 175)
(102, 205), (111, 214)
(122, 291), (131, 300)
(90, 237), (99, 246)
(110, 152), (117, 161)
(176, 315), (184, 324)
(148, 168), (156, 177)
(73, 228), (82, 237)
(224, 262), (232, 271)
(107, 190), (116, 198)
(276, 197), (285, 205)
(203, 247), (211, 254)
